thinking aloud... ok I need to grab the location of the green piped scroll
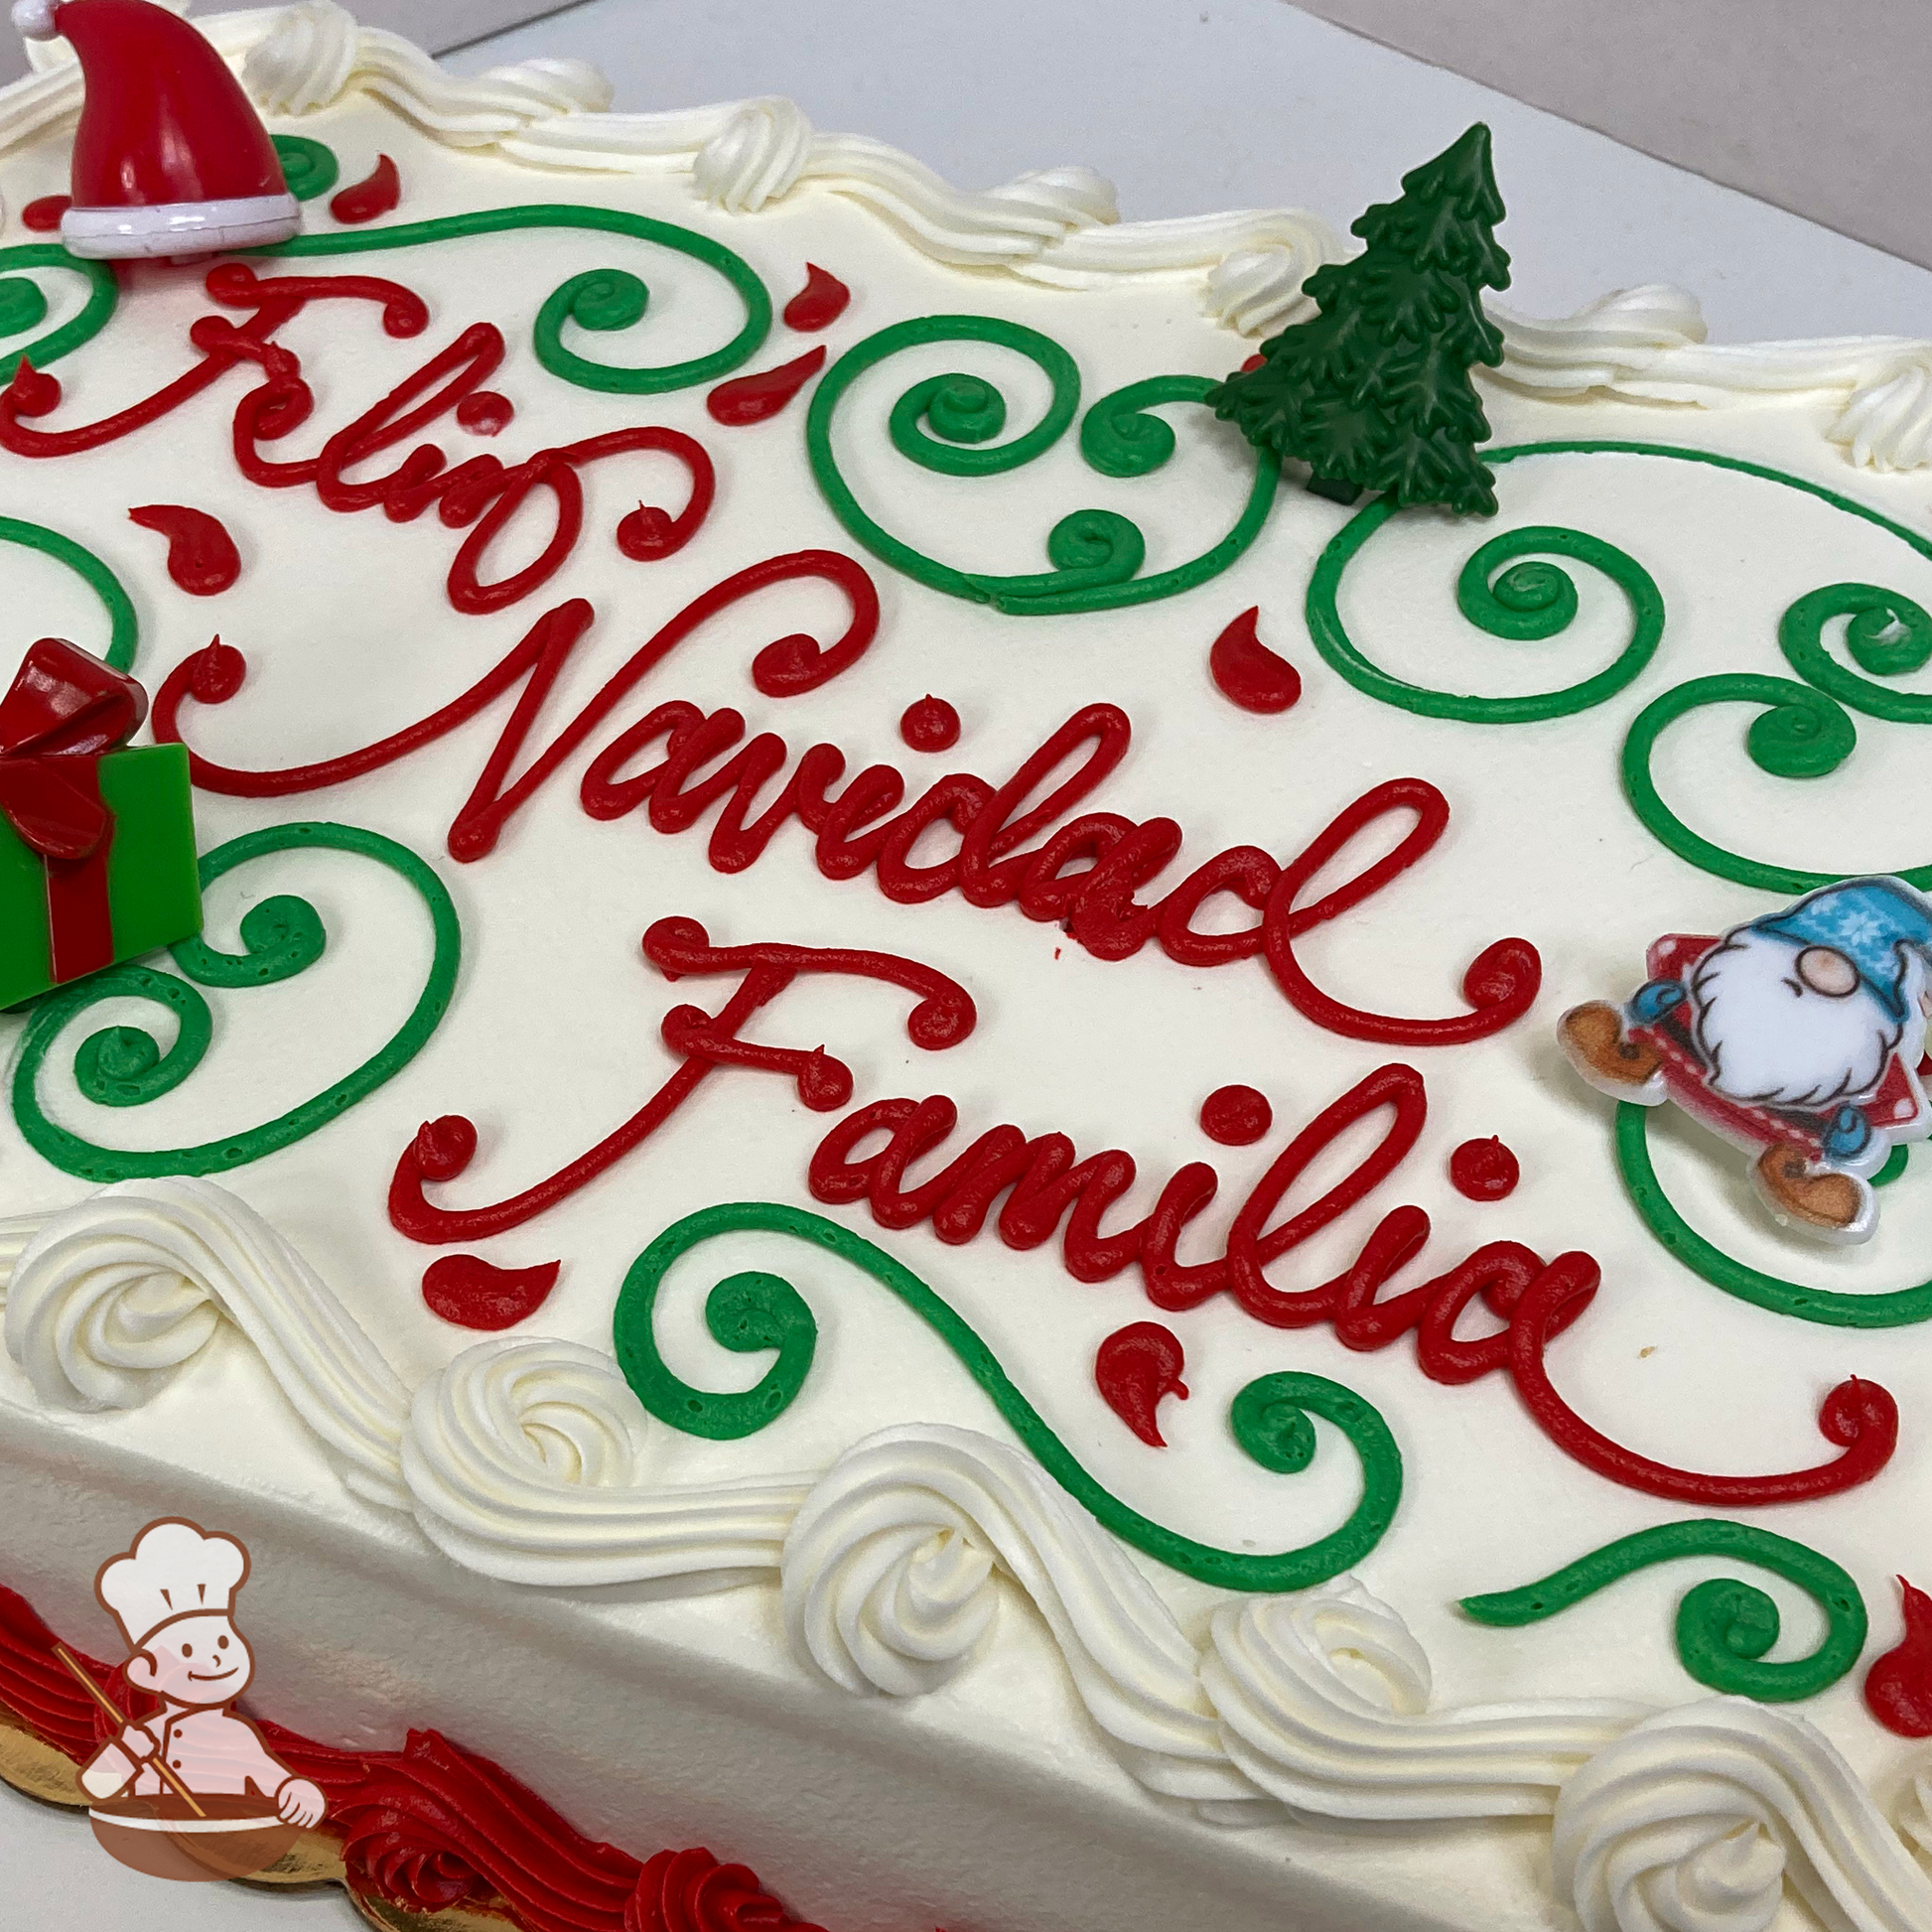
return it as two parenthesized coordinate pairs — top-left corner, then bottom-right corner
(613, 1200), (1401, 1591)
(1614, 1103), (1932, 1327)
(0, 514), (138, 671)
(11, 821), (459, 1180)
(805, 315), (1279, 616)
(0, 241), (118, 372)
(1461, 1517), (1866, 1702)
(266, 205), (771, 395)
(273, 134), (341, 204)
(1616, 671), (1932, 895)
(1309, 438), (1932, 894)
(1308, 439), (1932, 721)
(1307, 506), (1663, 722)
(1777, 582), (1932, 722)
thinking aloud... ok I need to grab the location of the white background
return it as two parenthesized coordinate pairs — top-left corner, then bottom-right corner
(5, 0), (1932, 1925)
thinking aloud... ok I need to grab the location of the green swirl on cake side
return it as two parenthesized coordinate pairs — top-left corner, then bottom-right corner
(0, 514), (138, 671)
(805, 315), (1280, 616)
(263, 204), (772, 394)
(0, 242), (119, 372)
(1461, 1518), (1866, 1702)
(613, 1200), (1400, 1591)
(1614, 1103), (1932, 1327)
(12, 822), (460, 1180)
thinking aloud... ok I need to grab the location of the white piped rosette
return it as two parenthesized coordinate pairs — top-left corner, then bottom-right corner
(402, 1335), (811, 1590)
(0, 1175), (410, 1509)
(1203, 1582), (1650, 1822)
(1552, 1701), (1932, 1932)
(781, 1421), (1265, 1816)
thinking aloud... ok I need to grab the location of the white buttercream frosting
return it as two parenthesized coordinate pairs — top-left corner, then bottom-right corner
(1552, 1701), (1932, 1932)
(1202, 1581), (1650, 1822)
(4, 4), (1929, 463)
(402, 1335), (811, 1589)
(1, 1176), (409, 1510)
(0, 1125), (1925, 1932)
(782, 1421), (1264, 1815)
(242, 1), (610, 137)
(1490, 285), (1711, 395)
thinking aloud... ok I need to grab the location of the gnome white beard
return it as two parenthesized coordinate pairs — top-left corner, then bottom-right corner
(1692, 926), (1900, 1109)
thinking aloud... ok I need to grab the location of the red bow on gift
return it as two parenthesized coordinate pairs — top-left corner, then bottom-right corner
(0, 637), (149, 983)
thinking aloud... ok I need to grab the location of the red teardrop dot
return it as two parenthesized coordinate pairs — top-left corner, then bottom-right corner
(422, 1255), (561, 1331)
(899, 695), (961, 753)
(1200, 1083), (1272, 1147)
(22, 195), (69, 232)
(796, 1048), (855, 1112)
(413, 1113), (479, 1182)
(1239, 352), (1265, 372)
(188, 637), (246, 704)
(615, 499), (703, 562)
(456, 390), (513, 436)
(331, 153), (402, 225)
(707, 345), (827, 426)
(1095, 1321), (1189, 1448)
(1209, 607), (1302, 714)
(5, 359), (60, 415)
(129, 503), (241, 596)
(1449, 1136), (1520, 1201)
(1865, 1578), (1932, 1736)
(782, 263), (852, 332)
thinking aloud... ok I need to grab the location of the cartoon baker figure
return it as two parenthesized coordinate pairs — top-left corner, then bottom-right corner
(77, 1519), (326, 1828)
(1561, 875), (1932, 1244)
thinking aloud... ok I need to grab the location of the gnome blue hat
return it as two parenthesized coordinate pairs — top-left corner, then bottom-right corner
(1756, 876), (1932, 1021)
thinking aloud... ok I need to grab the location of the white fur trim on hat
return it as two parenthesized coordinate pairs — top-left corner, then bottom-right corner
(11, 0), (61, 41)
(63, 192), (302, 259)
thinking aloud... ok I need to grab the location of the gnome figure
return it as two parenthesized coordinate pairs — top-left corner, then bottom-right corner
(1561, 876), (1932, 1244)
(11, 0), (300, 258)
(78, 1519), (326, 1825)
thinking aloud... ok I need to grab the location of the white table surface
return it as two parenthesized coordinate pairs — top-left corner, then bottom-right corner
(7, 0), (1932, 1925)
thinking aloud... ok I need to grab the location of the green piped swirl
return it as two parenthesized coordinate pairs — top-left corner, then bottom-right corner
(13, 822), (459, 1179)
(1308, 506), (1665, 722)
(1462, 1517), (1866, 1702)
(0, 242), (118, 372)
(805, 316), (1279, 616)
(613, 1200), (1401, 1591)
(1777, 582), (1932, 721)
(0, 514), (137, 671)
(1614, 1104), (1932, 1327)
(266, 204), (771, 394)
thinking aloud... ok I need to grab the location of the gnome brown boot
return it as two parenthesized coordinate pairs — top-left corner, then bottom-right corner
(1751, 1144), (1870, 1240)
(1560, 1002), (1665, 1099)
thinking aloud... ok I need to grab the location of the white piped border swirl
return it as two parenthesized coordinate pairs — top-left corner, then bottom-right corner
(4, 1178), (1932, 1932)
(5, 3), (1932, 465)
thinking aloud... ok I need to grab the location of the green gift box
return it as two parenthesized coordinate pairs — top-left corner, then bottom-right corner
(0, 737), (203, 1012)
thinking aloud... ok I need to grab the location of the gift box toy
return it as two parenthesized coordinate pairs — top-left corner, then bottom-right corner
(0, 636), (202, 1010)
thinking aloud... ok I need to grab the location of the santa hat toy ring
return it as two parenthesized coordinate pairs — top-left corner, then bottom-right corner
(12, 0), (300, 259)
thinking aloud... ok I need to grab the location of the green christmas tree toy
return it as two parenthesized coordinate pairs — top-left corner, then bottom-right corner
(1207, 122), (1511, 516)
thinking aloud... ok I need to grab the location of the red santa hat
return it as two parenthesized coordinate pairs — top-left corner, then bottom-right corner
(13, 0), (300, 259)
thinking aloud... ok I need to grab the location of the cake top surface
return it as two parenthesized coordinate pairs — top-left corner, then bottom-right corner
(1, 9), (1932, 1932)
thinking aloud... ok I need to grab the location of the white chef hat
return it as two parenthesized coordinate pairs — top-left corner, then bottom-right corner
(96, 1519), (251, 1652)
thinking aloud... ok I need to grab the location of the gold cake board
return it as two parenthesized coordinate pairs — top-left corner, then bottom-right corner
(0, 1701), (515, 1931)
